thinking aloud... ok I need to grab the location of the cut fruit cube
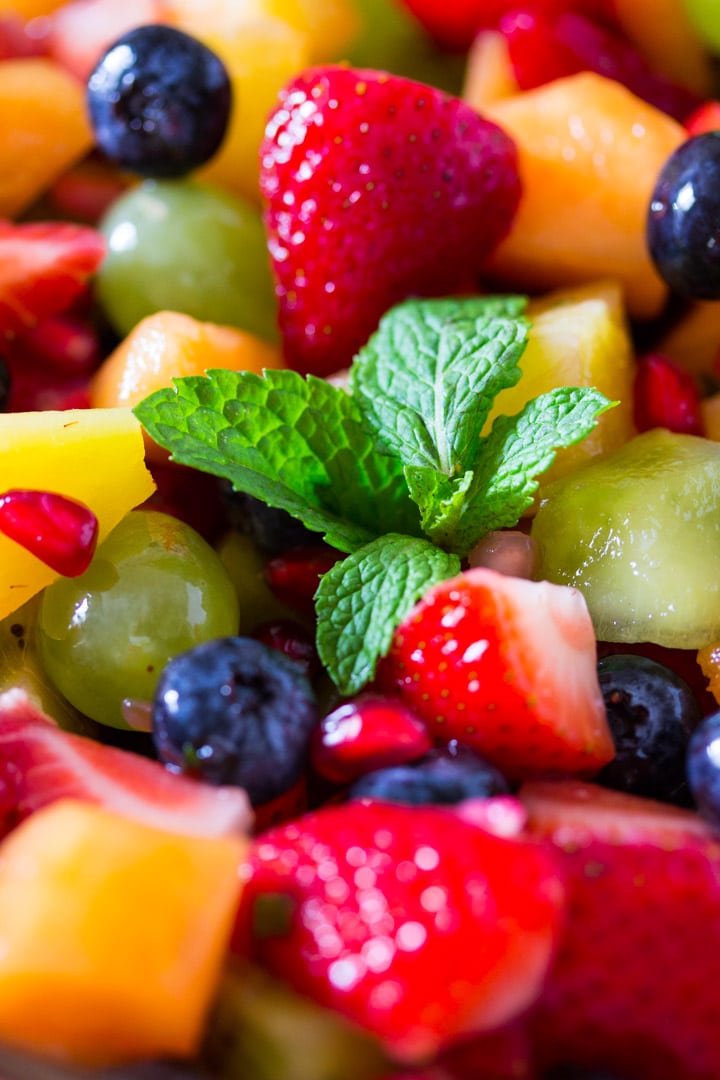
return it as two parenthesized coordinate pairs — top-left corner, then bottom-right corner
(485, 279), (635, 490)
(484, 73), (686, 320)
(0, 408), (154, 618)
(463, 29), (519, 113)
(532, 428), (720, 648)
(0, 59), (93, 218)
(0, 798), (246, 1066)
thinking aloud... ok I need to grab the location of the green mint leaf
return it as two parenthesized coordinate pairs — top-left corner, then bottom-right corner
(134, 367), (422, 553)
(441, 387), (616, 555)
(315, 534), (461, 695)
(403, 465), (474, 552)
(350, 297), (529, 476)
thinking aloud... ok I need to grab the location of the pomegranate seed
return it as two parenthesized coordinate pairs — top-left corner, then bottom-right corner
(311, 694), (433, 785)
(0, 489), (98, 576)
(17, 315), (102, 375)
(633, 352), (704, 436)
(468, 529), (537, 579)
(685, 100), (720, 136)
(48, 159), (132, 226)
(264, 545), (342, 618)
(253, 619), (321, 678)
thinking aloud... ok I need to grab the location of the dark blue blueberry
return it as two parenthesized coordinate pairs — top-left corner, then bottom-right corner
(687, 711), (720, 826)
(647, 132), (720, 299)
(222, 488), (319, 555)
(595, 655), (701, 804)
(346, 741), (509, 805)
(152, 636), (318, 805)
(87, 25), (232, 179)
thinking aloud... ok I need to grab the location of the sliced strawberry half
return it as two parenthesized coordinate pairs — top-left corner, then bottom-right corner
(0, 221), (106, 338)
(378, 567), (615, 782)
(260, 66), (521, 376)
(522, 780), (720, 1080)
(233, 798), (564, 1063)
(0, 689), (252, 839)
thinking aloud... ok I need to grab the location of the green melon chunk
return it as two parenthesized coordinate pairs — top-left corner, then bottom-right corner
(531, 429), (720, 648)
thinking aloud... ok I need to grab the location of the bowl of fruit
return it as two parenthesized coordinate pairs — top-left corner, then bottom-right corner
(0, 0), (719, 1078)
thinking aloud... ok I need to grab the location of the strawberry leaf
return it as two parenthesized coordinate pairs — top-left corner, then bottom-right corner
(316, 534), (461, 694)
(134, 368), (422, 553)
(426, 386), (616, 555)
(350, 296), (529, 476)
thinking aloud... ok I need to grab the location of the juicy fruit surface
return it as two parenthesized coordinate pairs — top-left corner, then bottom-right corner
(0, 797), (246, 1066)
(484, 73), (686, 319)
(0, 408), (154, 619)
(236, 799), (565, 1062)
(0, 58), (93, 218)
(380, 566), (614, 780)
(532, 428), (720, 648)
(260, 65), (521, 376)
(522, 780), (720, 1079)
(0, 688), (252, 838)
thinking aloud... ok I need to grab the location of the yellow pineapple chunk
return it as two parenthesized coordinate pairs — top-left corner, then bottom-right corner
(0, 408), (154, 618)
(485, 281), (635, 494)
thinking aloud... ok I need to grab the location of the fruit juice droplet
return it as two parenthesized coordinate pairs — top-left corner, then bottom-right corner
(0, 489), (98, 577)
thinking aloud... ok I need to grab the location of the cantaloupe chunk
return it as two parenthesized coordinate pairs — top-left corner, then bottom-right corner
(0, 799), (246, 1065)
(657, 300), (720, 377)
(485, 280), (635, 490)
(0, 59), (93, 219)
(0, 408), (154, 618)
(484, 74), (686, 321)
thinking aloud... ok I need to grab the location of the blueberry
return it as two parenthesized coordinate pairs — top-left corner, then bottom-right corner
(595, 655), (701, 804)
(222, 488), (319, 555)
(152, 637), (318, 805)
(687, 711), (720, 826)
(87, 25), (232, 179)
(346, 742), (509, 805)
(647, 132), (720, 299)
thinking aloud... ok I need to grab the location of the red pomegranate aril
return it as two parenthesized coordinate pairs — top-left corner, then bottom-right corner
(264, 545), (342, 619)
(17, 314), (101, 375)
(253, 619), (321, 678)
(468, 529), (537, 579)
(685, 99), (720, 136)
(633, 352), (704, 436)
(311, 694), (433, 785)
(0, 489), (98, 576)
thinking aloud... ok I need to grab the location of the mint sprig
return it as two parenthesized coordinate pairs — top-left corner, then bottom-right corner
(134, 367), (421, 553)
(134, 295), (615, 693)
(316, 535), (461, 695)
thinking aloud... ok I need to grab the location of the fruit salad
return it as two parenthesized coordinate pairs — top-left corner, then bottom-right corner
(2, 0), (720, 1078)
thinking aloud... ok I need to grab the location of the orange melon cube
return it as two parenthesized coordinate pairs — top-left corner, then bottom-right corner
(0, 0), (66, 15)
(0, 408), (154, 618)
(0, 799), (246, 1066)
(463, 29), (519, 114)
(484, 74), (686, 321)
(0, 59), (93, 219)
(657, 300), (720, 377)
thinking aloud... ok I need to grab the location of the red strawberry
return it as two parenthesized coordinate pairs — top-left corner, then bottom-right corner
(378, 567), (614, 782)
(633, 352), (705, 436)
(311, 693), (433, 785)
(396, 0), (613, 51)
(686, 100), (720, 136)
(260, 66), (521, 376)
(234, 798), (565, 1063)
(499, 10), (700, 121)
(0, 221), (106, 339)
(522, 779), (720, 1080)
(0, 689), (252, 839)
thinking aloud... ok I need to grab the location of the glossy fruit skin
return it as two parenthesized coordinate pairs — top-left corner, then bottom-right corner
(87, 24), (232, 179)
(261, 65), (521, 376)
(233, 799), (565, 1063)
(595, 655), (701, 804)
(633, 352), (704, 435)
(647, 132), (720, 299)
(37, 510), (238, 728)
(152, 636), (318, 805)
(0, 489), (98, 577)
(687, 711), (720, 826)
(311, 693), (433, 785)
(347, 742), (510, 805)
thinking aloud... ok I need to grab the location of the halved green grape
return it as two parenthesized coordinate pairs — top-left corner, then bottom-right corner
(37, 510), (239, 728)
(96, 178), (279, 342)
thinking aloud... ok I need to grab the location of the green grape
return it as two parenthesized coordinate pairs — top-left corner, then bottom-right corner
(37, 511), (240, 728)
(96, 178), (279, 342)
(683, 0), (720, 51)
